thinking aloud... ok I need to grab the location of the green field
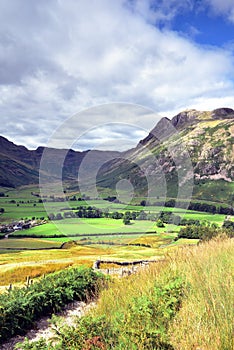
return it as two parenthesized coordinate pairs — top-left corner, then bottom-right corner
(0, 185), (229, 225)
(11, 218), (176, 236)
(0, 184), (232, 288)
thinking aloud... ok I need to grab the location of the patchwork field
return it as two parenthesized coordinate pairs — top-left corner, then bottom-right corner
(0, 185), (232, 289)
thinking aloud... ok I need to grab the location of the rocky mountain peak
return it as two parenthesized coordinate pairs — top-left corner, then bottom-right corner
(171, 109), (201, 129)
(211, 107), (234, 119)
(139, 117), (173, 146)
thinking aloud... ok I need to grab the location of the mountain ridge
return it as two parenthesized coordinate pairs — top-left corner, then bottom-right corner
(96, 107), (234, 203)
(0, 107), (233, 204)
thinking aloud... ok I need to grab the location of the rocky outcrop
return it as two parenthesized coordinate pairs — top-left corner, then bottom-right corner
(97, 108), (234, 202)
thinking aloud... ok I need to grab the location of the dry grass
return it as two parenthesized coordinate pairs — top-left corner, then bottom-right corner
(169, 237), (234, 350)
(88, 237), (234, 350)
(0, 262), (73, 286)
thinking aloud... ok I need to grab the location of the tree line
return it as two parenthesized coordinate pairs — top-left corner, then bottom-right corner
(141, 199), (234, 215)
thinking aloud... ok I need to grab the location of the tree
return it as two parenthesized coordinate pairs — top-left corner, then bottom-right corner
(138, 210), (147, 220)
(55, 213), (63, 220)
(111, 212), (123, 219)
(156, 219), (165, 228)
(48, 213), (55, 220)
(123, 217), (131, 225)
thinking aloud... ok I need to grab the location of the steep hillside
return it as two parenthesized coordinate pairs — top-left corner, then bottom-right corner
(97, 108), (234, 204)
(0, 136), (120, 188)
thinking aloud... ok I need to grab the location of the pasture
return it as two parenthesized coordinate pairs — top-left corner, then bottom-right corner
(0, 185), (228, 226)
(0, 184), (231, 288)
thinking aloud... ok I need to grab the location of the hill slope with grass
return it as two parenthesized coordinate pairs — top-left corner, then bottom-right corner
(97, 107), (234, 204)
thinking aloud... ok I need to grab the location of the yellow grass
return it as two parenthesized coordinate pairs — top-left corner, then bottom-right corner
(89, 236), (234, 350)
(169, 237), (234, 350)
(0, 243), (163, 287)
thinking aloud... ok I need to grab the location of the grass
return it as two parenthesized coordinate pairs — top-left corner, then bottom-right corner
(0, 184), (227, 226)
(0, 238), (168, 287)
(0, 245), (98, 286)
(0, 184), (231, 295)
(11, 213), (225, 239)
(66, 236), (233, 350)
(169, 237), (234, 350)
(12, 218), (163, 237)
(0, 238), (62, 249)
(193, 179), (234, 205)
(0, 229), (193, 287)
(23, 236), (233, 349)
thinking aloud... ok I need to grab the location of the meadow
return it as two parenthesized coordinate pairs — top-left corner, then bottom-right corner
(0, 185), (227, 225)
(0, 230), (186, 287)
(0, 185), (232, 289)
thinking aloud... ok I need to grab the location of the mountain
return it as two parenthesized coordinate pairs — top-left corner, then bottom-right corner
(0, 107), (233, 204)
(0, 136), (120, 188)
(96, 108), (234, 204)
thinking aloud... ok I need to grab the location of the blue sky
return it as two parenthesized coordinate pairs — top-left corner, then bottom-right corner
(171, 6), (234, 47)
(0, 0), (234, 150)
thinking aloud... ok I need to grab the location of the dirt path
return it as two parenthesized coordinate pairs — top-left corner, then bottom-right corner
(1, 300), (95, 350)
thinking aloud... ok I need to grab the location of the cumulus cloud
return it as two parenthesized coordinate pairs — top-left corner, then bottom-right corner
(0, 0), (234, 149)
(205, 0), (234, 22)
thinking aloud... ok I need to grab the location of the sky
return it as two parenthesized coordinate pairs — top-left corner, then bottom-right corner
(1, 0), (234, 150)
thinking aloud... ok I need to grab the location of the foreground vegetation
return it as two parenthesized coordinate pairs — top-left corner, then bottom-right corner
(0, 266), (104, 344)
(18, 236), (234, 350)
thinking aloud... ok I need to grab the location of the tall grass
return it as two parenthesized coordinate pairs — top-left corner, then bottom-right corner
(90, 236), (234, 349)
(169, 237), (234, 350)
(18, 236), (234, 349)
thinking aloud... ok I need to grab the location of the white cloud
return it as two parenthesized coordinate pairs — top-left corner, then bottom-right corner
(205, 0), (234, 22)
(0, 0), (234, 149)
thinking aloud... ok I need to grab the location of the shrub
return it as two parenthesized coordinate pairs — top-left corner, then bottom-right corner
(0, 267), (104, 344)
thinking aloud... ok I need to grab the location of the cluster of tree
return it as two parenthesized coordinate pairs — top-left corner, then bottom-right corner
(139, 198), (234, 215)
(69, 195), (85, 201)
(159, 211), (181, 225)
(48, 207), (204, 228)
(48, 206), (127, 221)
(37, 194), (90, 203)
(177, 223), (234, 241)
(188, 202), (233, 215)
(103, 196), (120, 203)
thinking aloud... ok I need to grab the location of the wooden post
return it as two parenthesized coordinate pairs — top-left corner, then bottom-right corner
(26, 276), (30, 287)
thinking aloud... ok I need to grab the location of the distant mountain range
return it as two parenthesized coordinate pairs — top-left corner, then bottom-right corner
(1, 107), (233, 204)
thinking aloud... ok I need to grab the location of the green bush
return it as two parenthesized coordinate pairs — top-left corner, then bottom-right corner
(20, 276), (183, 349)
(0, 267), (104, 344)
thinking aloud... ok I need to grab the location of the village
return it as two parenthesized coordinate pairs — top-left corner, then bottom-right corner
(0, 219), (46, 237)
